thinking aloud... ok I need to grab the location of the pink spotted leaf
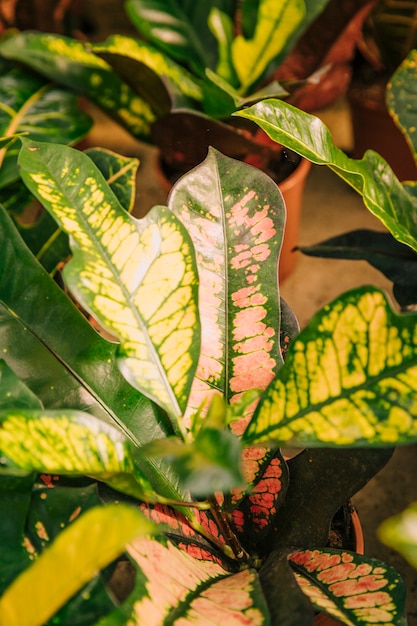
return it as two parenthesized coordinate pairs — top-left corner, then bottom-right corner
(289, 548), (407, 625)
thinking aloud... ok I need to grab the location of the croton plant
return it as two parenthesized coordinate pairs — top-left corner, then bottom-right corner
(0, 122), (415, 626)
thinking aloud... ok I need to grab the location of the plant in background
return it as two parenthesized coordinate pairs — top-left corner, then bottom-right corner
(0, 0), (375, 178)
(0, 130), (416, 624)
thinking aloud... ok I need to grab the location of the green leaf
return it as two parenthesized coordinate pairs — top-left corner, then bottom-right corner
(0, 409), (154, 499)
(379, 502), (417, 570)
(244, 287), (417, 447)
(386, 49), (417, 161)
(299, 228), (417, 308)
(125, 0), (211, 74)
(289, 548), (407, 625)
(0, 504), (155, 626)
(0, 32), (154, 139)
(0, 360), (42, 411)
(235, 98), (417, 252)
(0, 474), (36, 593)
(143, 425), (244, 497)
(168, 148), (285, 429)
(0, 66), (91, 189)
(18, 139), (201, 427)
(101, 535), (270, 625)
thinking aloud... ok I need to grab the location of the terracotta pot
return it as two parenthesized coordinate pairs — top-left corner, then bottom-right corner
(155, 153), (311, 283)
(314, 507), (364, 626)
(278, 156), (311, 282)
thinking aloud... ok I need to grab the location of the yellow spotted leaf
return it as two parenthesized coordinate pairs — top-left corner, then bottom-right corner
(18, 139), (200, 427)
(244, 287), (417, 447)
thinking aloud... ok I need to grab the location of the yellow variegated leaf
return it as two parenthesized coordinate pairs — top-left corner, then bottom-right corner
(0, 505), (155, 626)
(244, 287), (417, 446)
(18, 139), (200, 428)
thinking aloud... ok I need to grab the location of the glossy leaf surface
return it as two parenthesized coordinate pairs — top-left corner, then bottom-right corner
(18, 139), (200, 427)
(0, 32), (155, 139)
(0, 504), (154, 626)
(125, 0), (212, 73)
(379, 502), (417, 570)
(236, 99), (417, 252)
(289, 548), (407, 625)
(244, 287), (417, 446)
(386, 49), (417, 160)
(0, 66), (91, 189)
(299, 228), (417, 308)
(103, 535), (270, 625)
(169, 149), (285, 430)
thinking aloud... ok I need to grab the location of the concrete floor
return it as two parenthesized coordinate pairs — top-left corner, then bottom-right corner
(86, 102), (417, 624)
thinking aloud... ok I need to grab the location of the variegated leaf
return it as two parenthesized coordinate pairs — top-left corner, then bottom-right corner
(18, 139), (200, 426)
(387, 49), (417, 160)
(0, 32), (155, 139)
(92, 34), (202, 109)
(169, 148), (284, 431)
(244, 287), (417, 447)
(232, 0), (305, 91)
(0, 66), (91, 189)
(0, 410), (152, 500)
(85, 147), (140, 214)
(289, 548), (407, 625)
(0, 505), (154, 626)
(232, 448), (288, 549)
(104, 535), (270, 625)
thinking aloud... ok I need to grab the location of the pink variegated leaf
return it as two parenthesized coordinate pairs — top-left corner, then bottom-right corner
(109, 535), (270, 625)
(232, 448), (288, 550)
(289, 548), (407, 625)
(168, 148), (285, 433)
(137, 502), (231, 568)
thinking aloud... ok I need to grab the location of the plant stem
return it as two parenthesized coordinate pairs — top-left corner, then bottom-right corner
(208, 496), (250, 563)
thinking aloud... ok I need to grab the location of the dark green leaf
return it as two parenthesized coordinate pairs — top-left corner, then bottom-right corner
(299, 228), (417, 308)
(0, 474), (36, 593)
(92, 34), (202, 114)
